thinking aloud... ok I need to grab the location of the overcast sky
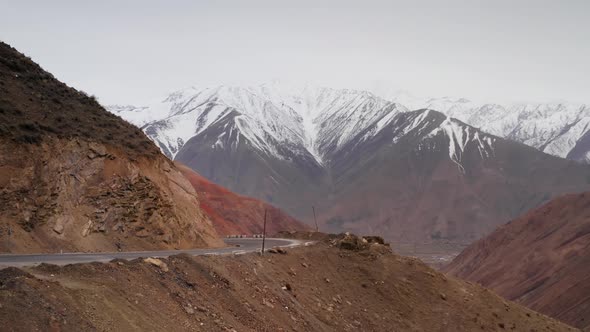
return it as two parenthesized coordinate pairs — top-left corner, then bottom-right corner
(1, 0), (588, 105)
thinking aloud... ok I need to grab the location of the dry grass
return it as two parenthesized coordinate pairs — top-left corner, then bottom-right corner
(0, 41), (159, 157)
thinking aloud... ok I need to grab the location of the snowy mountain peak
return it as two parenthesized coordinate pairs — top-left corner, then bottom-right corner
(109, 84), (397, 164)
(108, 84), (589, 165)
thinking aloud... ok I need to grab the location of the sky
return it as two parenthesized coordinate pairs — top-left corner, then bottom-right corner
(1, 0), (589, 105)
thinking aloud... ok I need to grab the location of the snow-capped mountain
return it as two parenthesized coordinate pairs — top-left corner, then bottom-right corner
(109, 85), (590, 164)
(107, 84), (590, 244)
(110, 84), (407, 164)
(385, 93), (590, 162)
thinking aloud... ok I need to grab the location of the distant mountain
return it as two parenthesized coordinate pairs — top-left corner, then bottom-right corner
(110, 85), (590, 163)
(107, 84), (590, 244)
(315, 109), (590, 243)
(110, 84), (402, 162)
(0, 42), (221, 253)
(176, 163), (309, 236)
(386, 93), (590, 162)
(444, 192), (590, 330)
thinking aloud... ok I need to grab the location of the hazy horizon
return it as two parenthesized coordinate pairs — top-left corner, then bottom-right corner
(1, 0), (589, 105)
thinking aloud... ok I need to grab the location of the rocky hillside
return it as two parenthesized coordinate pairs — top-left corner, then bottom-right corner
(0, 42), (221, 253)
(176, 163), (310, 236)
(0, 237), (577, 331)
(444, 192), (590, 330)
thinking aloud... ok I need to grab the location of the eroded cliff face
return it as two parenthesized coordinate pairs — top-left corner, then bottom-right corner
(0, 41), (222, 253)
(0, 137), (222, 253)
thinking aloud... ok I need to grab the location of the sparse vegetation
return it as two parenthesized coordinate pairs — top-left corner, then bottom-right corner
(0, 42), (159, 157)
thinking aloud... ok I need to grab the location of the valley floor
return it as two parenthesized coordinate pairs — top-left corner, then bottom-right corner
(392, 242), (468, 269)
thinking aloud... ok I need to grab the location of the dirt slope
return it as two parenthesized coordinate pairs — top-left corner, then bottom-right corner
(0, 42), (221, 252)
(445, 192), (590, 330)
(0, 241), (577, 331)
(177, 163), (309, 236)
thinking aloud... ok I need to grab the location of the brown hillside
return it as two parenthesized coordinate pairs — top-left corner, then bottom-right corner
(444, 192), (590, 330)
(0, 241), (577, 331)
(177, 163), (309, 236)
(0, 42), (221, 252)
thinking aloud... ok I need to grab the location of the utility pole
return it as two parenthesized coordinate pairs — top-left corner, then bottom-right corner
(261, 209), (267, 255)
(312, 206), (319, 232)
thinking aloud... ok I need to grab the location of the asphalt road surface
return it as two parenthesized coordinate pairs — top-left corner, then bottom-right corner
(0, 238), (306, 267)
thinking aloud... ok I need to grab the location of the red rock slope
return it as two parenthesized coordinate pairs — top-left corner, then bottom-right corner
(444, 192), (590, 330)
(176, 163), (309, 236)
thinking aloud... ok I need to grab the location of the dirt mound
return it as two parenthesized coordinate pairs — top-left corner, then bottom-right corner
(445, 192), (590, 330)
(330, 233), (391, 253)
(0, 244), (576, 331)
(177, 163), (309, 236)
(0, 42), (221, 252)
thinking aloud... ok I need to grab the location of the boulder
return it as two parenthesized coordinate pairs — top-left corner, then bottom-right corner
(144, 257), (169, 272)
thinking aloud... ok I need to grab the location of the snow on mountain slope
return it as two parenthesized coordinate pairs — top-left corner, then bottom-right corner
(108, 84), (589, 165)
(108, 84), (408, 164)
(385, 92), (590, 161)
(431, 117), (496, 172)
(117, 85), (311, 161)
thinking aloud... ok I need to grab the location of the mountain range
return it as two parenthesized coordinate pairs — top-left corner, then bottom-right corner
(108, 84), (590, 244)
(110, 84), (590, 163)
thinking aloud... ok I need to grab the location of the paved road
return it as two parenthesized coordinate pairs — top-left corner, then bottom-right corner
(0, 238), (305, 267)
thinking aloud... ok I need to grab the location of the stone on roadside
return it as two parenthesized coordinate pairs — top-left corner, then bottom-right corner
(144, 257), (169, 272)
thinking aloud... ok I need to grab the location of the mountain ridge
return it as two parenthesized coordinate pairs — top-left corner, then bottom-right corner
(108, 83), (590, 163)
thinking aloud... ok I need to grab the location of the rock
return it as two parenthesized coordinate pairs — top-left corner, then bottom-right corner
(262, 298), (275, 309)
(81, 220), (93, 237)
(183, 304), (195, 314)
(332, 233), (368, 251)
(301, 262), (309, 268)
(144, 257), (169, 272)
(53, 223), (64, 234)
(267, 247), (287, 254)
(331, 233), (391, 251)
(440, 293), (447, 301)
(52, 215), (73, 235)
(112, 222), (123, 232)
(88, 142), (107, 158)
(363, 236), (386, 245)
(162, 162), (171, 173)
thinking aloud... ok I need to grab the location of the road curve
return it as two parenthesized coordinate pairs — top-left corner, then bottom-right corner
(0, 238), (305, 267)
